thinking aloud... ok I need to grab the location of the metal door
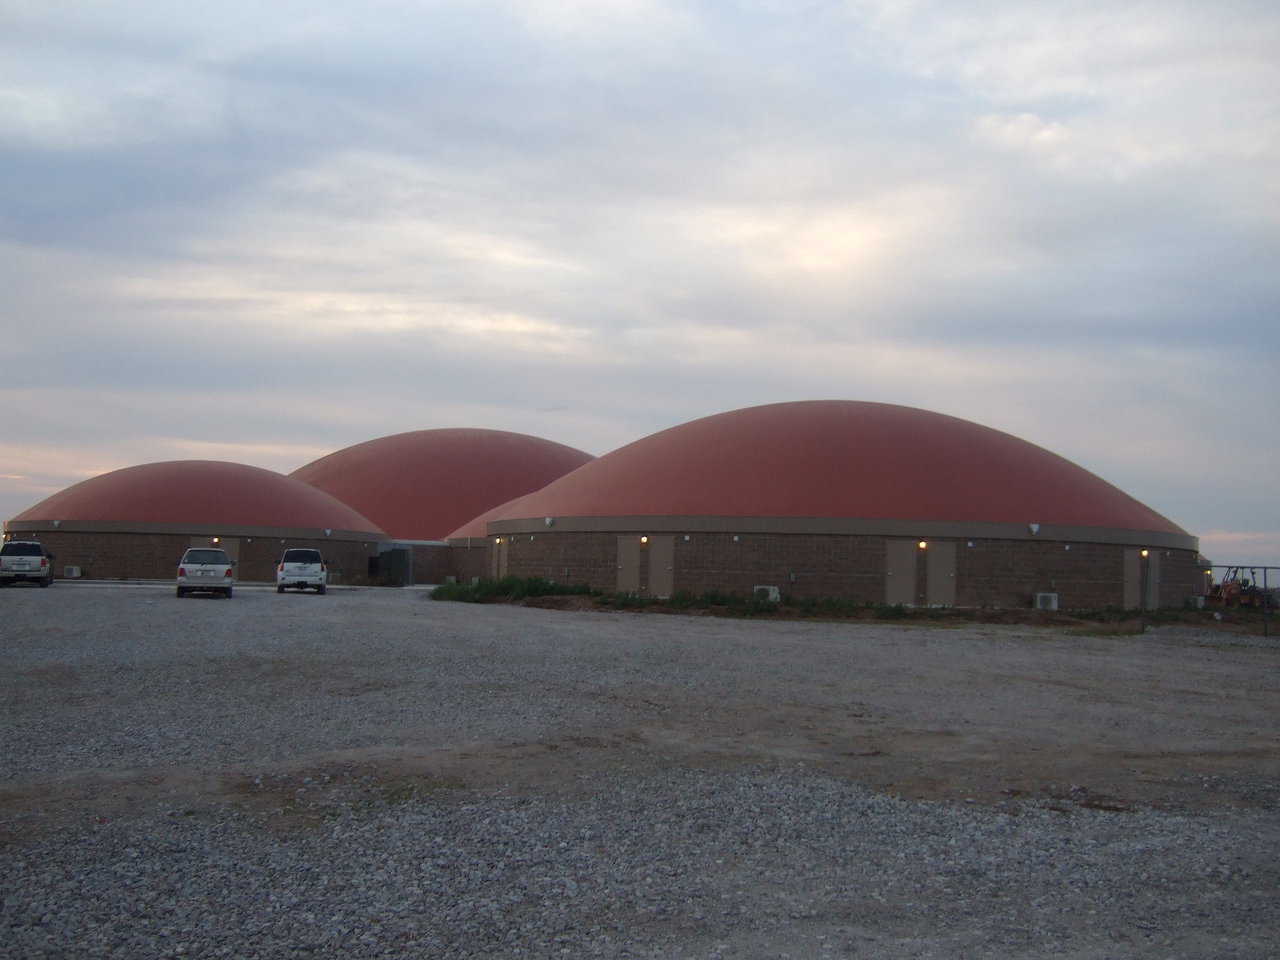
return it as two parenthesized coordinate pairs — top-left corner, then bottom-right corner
(617, 536), (640, 593)
(925, 541), (956, 606)
(885, 539), (917, 605)
(649, 536), (675, 598)
(1144, 551), (1162, 610)
(491, 539), (509, 579)
(1123, 549), (1141, 609)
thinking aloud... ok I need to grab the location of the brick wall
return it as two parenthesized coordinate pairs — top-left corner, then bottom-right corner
(411, 544), (456, 584)
(447, 531), (1202, 610)
(14, 530), (379, 585)
(447, 541), (493, 584)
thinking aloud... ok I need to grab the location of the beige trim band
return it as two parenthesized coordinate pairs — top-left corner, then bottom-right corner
(485, 514), (1199, 552)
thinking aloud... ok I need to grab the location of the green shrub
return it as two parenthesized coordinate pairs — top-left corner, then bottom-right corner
(431, 576), (594, 603)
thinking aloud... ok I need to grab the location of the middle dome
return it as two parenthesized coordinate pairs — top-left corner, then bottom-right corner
(291, 428), (594, 541)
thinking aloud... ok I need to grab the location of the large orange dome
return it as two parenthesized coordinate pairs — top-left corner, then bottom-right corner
(291, 429), (593, 541)
(485, 401), (1188, 537)
(10, 460), (386, 537)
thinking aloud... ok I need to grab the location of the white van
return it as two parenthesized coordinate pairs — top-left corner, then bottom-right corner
(177, 548), (234, 598)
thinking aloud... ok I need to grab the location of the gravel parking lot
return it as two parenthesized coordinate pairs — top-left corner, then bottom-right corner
(2, 583), (1278, 958)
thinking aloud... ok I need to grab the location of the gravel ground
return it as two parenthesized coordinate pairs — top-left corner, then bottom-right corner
(2, 583), (1277, 958)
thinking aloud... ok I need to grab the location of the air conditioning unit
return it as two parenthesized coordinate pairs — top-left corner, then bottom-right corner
(63, 565), (81, 579)
(753, 585), (781, 602)
(1034, 592), (1059, 611)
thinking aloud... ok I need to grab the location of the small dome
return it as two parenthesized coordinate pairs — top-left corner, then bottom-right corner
(446, 492), (537, 540)
(486, 401), (1188, 536)
(291, 429), (592, 541)
(11, 460), (385, 537)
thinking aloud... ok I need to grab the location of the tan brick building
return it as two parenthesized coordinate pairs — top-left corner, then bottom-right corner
(4, 460), (386, 584)
(445, 401), (1202, 610)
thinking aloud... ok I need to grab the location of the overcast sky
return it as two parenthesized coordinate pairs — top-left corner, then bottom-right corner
(3, 0), (1277, 564)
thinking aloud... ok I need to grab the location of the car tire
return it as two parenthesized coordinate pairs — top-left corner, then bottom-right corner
(277, 585), (285, 594)
(40, 577), (52, 588)
(225, 587), (234, 599)
(317, 584), (326, 595)
(176, 586), (185, 598)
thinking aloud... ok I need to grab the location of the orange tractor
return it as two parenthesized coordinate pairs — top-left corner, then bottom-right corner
(1207, 567), (1265, 607)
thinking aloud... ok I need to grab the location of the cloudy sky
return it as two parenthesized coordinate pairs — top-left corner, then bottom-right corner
(3, 0), (1277, 563)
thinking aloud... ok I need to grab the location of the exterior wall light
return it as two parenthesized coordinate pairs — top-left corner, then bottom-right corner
(494, 537), (502, 544)
(211, 537), (221, 544)
(918, 540), (928, 550)
(640, 536), (648, 544)
(544, 517), (554, 527)
(1140, 549), (1149, 558)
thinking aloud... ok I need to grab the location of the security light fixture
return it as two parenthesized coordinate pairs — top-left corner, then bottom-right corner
(917, 541), (928, 550)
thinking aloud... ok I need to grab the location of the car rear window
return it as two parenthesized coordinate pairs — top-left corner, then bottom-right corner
(281, 549), (323, 563)
(184, 549), (230, 564)
(1, 542), (44, 556)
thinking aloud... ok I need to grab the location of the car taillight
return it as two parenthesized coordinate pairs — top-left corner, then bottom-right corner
(225, 568), (233, 577)
(178, 567), (186, 576)
(39, 557), (48, 569)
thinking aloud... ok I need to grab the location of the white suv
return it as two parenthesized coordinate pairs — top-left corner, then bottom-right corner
(0, 540), (55, 588)
(177, 547), (235, 598)
(276, 548), (327, 594)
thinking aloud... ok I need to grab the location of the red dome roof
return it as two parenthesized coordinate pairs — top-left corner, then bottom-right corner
(11, 460), (386, 535)
(291, 429), (593, 541)
(489, 401), (1188, 535)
